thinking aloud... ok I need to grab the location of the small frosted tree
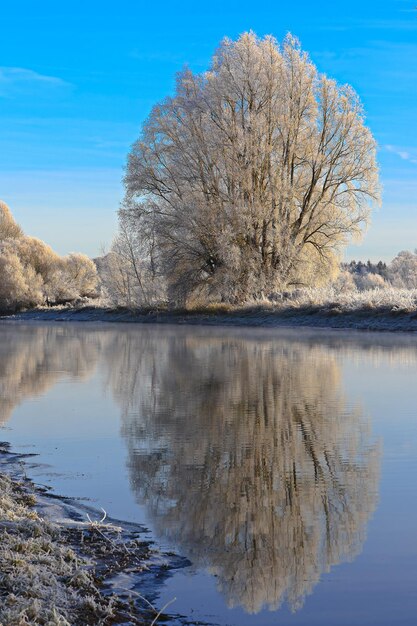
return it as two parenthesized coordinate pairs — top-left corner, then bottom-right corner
(389, 250), (417, 289)
(60, 253), (99, 300)
(13, 236), (62, 302)
(354, 272), (387, 291)
(97, 251), (133, 307)
(101, 207), (164, 307)
(123, 32), (380, 304)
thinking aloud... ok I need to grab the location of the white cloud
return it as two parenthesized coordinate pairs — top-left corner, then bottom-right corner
(0, 67), (71, 97)
(384, 144), (417, 165)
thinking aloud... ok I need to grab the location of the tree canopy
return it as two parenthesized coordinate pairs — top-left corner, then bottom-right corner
(123, 32), (380, 304)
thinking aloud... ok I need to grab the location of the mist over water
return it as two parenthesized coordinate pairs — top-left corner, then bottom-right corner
(1, 323), (417, 625)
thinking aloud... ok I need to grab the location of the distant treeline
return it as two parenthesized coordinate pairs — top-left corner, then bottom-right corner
(338, 254), (417, 291)
(344, 260), (388, 279)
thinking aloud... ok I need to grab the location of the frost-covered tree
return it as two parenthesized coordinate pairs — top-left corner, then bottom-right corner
(0, 200), (23, 241)
(100, 207), (164, 307)
(0, 242), (44, 311)
(389, 250), (417, 289)
(353, 271), (387, 291)
(55, 253), (99, 302)
(15, 236), (61, 287)
(124, 32), (380, 304)
(0, 202), (99, 311)
(96, 250), (133, 307)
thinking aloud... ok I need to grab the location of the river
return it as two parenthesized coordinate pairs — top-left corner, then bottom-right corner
(1, 322), (417, 625)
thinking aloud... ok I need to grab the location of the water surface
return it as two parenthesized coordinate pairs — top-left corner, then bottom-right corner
(1, 323), (417, 625)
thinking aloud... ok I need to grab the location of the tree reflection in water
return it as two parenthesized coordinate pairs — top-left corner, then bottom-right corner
(0, 324), (384, 615)
(110, 330), (381, 614)
(0, 324), (105, 425)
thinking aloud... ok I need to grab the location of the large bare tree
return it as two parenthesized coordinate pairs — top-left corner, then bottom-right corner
(124, 32), (380, 303)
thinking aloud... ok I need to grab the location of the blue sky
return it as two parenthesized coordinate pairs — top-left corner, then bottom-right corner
(0, 0), (416, 260)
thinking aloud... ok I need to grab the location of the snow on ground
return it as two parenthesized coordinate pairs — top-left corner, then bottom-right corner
(2, 287), (417, 332)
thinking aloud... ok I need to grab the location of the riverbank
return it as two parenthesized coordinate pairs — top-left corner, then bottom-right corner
(2, 301), (417, 331)
(0, 443), (187, 626)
